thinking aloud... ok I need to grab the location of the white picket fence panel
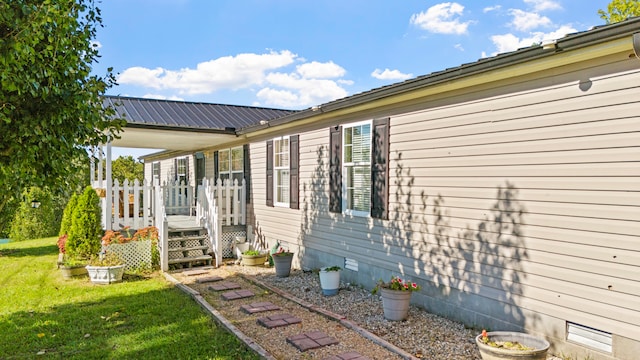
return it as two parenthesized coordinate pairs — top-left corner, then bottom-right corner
(162, 180), (194, 215)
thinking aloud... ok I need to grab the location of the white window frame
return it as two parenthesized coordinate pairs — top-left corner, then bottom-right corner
(152, 162), (160, 184)
(218, 146), (244, 184)
(273, 136), (290, 207)
(176, 157), (188, 185)
(342, 120), (371, 217)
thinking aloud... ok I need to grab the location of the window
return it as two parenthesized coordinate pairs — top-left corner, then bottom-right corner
(330, 118), (389, 219)
(152, 162), (160, 184)
(266, 135), (299, 209)
(176, 157), (188, 185)
(274, 137), (290, 206)
(343, 122), (371, 216)
(218, 146), (244, 184)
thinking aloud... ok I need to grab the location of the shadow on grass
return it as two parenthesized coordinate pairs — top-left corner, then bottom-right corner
(0, 287), (260, 360)
(0, 244), (58, 258)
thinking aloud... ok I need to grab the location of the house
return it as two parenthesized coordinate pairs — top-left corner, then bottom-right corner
(103, 18), (640, 360)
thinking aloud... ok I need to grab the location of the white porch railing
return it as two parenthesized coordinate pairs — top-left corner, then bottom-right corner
(197, 178), (221, 267)
(154, 183), (169, 271)
(92, 177), (246, 270)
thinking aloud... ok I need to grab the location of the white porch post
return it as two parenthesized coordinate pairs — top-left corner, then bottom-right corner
(105, 142), (113, 231)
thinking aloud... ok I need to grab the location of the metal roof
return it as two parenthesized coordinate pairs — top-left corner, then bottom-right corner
(103, 96), (295, 132)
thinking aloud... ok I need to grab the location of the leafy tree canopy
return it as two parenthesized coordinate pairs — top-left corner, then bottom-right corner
(0, 0), (124, 216)
(110, 155), (144, 183)
(598, 0), (640, 23)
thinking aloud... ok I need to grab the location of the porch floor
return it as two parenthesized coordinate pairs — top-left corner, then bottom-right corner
(167, 215), (201, 231)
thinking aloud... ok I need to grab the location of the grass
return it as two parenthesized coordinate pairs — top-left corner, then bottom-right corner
(0, 237), (260, 359)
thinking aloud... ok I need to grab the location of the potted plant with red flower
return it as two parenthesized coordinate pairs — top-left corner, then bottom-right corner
(372, 275), (421, 321)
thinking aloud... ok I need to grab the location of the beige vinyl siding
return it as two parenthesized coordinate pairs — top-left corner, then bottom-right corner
(386, 59), (640, 337)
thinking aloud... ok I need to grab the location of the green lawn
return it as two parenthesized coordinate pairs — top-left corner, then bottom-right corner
(0, 237), (260, 359)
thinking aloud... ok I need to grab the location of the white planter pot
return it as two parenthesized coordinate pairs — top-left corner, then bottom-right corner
(318, 268), (341, 296)
(86, 264), (125, 284)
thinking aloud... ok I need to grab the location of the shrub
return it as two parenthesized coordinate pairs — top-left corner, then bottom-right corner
(66, 186), (102, 258)
(59, 193), (79, 236)
(9, 187), (58, 241)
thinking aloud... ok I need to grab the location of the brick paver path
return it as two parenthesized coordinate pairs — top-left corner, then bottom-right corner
(257, 314), (302, 328)
(287, 331), (339, 352)
(323, 352), (371, 360)
(195, 276), (223, 283)
(208, 281), (241, 291)
(221, 289), (255, 300)
(240, 302), (281, 314)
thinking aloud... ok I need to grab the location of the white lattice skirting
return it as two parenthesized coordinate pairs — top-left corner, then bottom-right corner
(222, 230), (246, 258)
(106, 240), (152, 270)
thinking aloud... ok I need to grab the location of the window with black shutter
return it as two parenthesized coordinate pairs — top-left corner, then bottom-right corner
(266, 135), (299, 208)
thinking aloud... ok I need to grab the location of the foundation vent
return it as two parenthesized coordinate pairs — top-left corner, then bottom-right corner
(567, 322), (612, 353)
(345, 257), (358, 271)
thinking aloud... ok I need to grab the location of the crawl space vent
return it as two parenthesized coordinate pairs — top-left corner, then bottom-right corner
(567, 322), (612, 353)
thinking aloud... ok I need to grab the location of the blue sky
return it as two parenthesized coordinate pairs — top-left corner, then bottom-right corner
(95, 0), (612, 158)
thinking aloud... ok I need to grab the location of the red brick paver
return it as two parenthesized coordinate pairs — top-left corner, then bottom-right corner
(257, 313), (302, 328)
(240, 302), (281, 314)
(287, 331), (339, 352)
(221, 289), (255, 300)
(208, 281), (241, 291)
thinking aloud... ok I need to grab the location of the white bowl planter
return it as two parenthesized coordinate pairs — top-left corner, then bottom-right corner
(475, 331), (550, 360)
(86, 265), (125, 284)
(318, 267), (341, 296)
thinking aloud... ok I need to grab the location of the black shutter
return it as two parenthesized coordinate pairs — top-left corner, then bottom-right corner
(371, 117), (390, 220)
(243, 144), (251, 203)
(173, 158), (178, 182)
(185, 156), (190, 184)
(329, 126), (342, 213)
(289, 135), (299, 210)
(266, 140), (273, 207)
(213, 151), (219, 183)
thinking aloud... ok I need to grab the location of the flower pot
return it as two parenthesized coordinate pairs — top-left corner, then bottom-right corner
(86, 264), (125, 284)
(272, 253), (293, 277)
(319, 268), (341, 296)
(380, 287), (412, 321)
(60, 265), (87, 279)
(475, 331), (550, 360)
(242, 253), (267, 266)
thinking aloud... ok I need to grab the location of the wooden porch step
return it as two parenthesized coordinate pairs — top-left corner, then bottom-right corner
(168, 246), (209, 253)
(168, 255), (212, 265)
(168, 235), (208, 242)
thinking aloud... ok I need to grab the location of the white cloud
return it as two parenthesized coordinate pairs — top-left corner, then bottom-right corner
(371, 68), (413, 81)
(483, 5), (502, 13)
(509, 9), (552, 31)
(490, 24), (577, 54)
(296, 61), (345, 79)
(118, 50), (352, 109)
(142, 94), (185, 101)
(410, 2), (471, 35)
(454, 43), (465, 51)
(257, 72), (349, 108)
(524, 0), (562, 12)
(118, 50), (297, 94)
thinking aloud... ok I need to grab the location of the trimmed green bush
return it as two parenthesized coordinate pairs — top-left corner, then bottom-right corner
(9, 187), (58, 241)
(59, 193), (79, 236)
(66, 186), (102, 258)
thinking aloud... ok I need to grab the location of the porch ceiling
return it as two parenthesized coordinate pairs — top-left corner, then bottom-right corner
(110, 127), (237, 151)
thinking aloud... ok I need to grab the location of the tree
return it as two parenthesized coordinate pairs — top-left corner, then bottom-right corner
(66, 186), (102, 258)
(0, 0), (124, 220)
(598, 0), (640, 23)
(110, 156), (144, 183)
(9, 187), (58, 241)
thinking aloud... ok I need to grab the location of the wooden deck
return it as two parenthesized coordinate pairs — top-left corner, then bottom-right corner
(167, 215), (201, 231)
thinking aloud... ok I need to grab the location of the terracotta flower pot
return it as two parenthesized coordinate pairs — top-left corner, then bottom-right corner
(475, 331), (550, 360)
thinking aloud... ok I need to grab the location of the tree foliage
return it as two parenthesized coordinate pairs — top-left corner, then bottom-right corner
(66, 186), (102, 258)
(110, 156), (144, 183)
(59, 192), (79, 236)
(0, 0), (124, 218)
(598, 0), (640, 23)
(9, 187), (59, 241)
